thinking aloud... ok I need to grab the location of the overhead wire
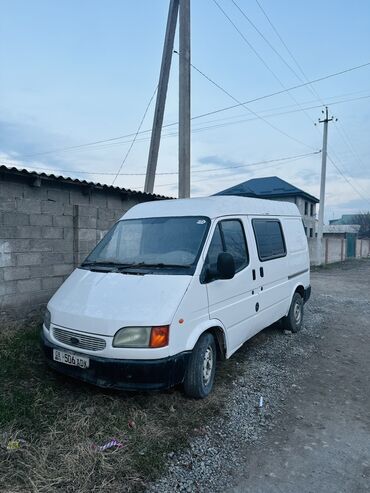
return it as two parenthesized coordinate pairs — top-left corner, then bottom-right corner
(110, 85), (158, 185)
(211, 0), (321, 143)
(155, 152), (318, 188)
(327, 153), (370, 207)
(231, 0), (305, 84)
(254, 0), (324, 104)
(1, 151), (320, 177)
(186, 55), (316, 150)
(12, 61), (370, 160)
(253, 0), (370, 204)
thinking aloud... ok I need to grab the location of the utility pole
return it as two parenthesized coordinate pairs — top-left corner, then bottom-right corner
(144, 0), (179, 194)
(178, 0), (191, 198)
(316, 106), (334, 265)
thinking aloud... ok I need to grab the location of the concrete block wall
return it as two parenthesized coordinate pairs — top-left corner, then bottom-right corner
(308, 237), (370, 265)
(308, 237), (346, 265)
(324, 238), (346, 264)
(0, 170), (163, 320)
(356, 239), (370, 258)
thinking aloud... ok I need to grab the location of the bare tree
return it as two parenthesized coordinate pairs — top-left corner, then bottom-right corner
(353, 211), (370, 238)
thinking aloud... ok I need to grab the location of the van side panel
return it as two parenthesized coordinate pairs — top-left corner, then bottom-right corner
(283, 217), (310, 276)
(248, 216), (291, 331)
(282, 217), (310, 313)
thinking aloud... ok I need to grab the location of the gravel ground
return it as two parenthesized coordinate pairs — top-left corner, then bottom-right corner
(148, 260), (370, 493)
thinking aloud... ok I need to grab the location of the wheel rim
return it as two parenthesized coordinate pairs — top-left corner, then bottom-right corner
(294, 301), (302, 325)
(202, 346), (214, 385)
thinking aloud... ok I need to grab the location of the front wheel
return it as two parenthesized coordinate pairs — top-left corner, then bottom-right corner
(283, 292), (304, 333)
(183, 333), (216, 399)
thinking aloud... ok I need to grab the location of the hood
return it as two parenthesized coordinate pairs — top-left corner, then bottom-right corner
(48, 268), (191, 336)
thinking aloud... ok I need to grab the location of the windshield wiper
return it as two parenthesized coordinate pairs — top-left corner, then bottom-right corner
(117, 262), (192, 269)
(81, 260), (192, 271)
(81, 259), (121, 266)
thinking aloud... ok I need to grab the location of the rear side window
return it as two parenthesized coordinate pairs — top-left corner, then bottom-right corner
(252, 219), (286, 261)
(206, 219), (249, 272)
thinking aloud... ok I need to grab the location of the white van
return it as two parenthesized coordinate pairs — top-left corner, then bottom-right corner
(42, 196), (311, 398)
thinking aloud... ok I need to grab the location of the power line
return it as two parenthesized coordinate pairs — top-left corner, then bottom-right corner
(231, 0), (305, 84)
(14, 60), (370, 160)
(181, 53), (315, 150)
(255, 0), (324, 104)
(111, 85), (158, 185)
(252, 0), (370, 207)
(330, 122), (370, 196)
(211, 0), (321, 142)
(155, 152), (318, 188)
(335, 120), (369, 173)
(1, 94), (369, 174)
(190, 61), (370, 120)
(1, 151), (320, 177)
(327, 153), (370, 206)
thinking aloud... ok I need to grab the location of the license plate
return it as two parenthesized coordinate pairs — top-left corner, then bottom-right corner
(53, 349), (90, 369)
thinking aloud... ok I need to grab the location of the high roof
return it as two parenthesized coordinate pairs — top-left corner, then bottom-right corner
(215, 176), (319, 203)
(123, 195), (300, 220)
(0, 164), (170, 200)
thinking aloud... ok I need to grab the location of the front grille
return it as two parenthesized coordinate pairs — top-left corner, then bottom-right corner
(53, 327), (106, 351)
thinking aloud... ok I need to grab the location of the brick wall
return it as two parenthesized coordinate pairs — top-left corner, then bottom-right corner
(0, 169), (164, 320)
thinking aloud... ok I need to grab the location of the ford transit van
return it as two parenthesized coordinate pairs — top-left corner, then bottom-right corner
(42, 196), (311, 398)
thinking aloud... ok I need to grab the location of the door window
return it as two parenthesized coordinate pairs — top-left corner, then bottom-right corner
(252, 219), (286, 261)
(206, 219), (249, 273)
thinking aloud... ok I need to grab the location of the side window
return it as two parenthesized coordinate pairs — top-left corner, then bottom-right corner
(252, 219), (286, 261)
(220, 220), (249, 271)
(206, 224), (223, 268)
(206, 220), (249, 272)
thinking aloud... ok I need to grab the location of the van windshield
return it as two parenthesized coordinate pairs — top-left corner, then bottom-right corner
(81, 216), (210, 274)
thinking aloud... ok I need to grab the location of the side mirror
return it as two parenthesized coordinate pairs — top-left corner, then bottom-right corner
(217, 252), (235, 280)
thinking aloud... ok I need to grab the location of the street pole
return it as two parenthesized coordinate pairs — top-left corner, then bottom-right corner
(316, 107), (333, 265)
(144, 0), (179, 194)
(178, 0), (191, 198)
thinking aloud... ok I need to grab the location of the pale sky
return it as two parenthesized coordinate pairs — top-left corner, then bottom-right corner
(1, 0), (370, 221)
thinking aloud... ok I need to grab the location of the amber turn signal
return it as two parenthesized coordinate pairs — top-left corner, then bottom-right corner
(149, 325), (169, 348)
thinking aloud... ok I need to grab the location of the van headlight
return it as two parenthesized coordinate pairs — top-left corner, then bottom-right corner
(43, 308), (51, 330)
(113, 326), (169, 348)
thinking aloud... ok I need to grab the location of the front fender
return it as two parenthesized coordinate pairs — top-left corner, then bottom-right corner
(184, 318), (229, 355)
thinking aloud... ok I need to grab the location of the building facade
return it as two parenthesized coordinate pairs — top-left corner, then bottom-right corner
(216, 176), (319, 238)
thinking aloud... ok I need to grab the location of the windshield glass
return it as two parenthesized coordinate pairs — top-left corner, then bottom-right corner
(82, 216), (210, 271)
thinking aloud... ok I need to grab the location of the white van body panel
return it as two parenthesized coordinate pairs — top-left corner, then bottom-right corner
(168, 274), (210, 356)
(204, 217), (261, 354)
(122, 195), (299, 221)
(44, 196), (310, 382)
(47, 268), (193, 360)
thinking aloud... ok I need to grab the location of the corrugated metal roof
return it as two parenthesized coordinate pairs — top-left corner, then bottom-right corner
(0, 164), (171, 199)
(215, 176), (319, 203)
(324, 224), (360, 234)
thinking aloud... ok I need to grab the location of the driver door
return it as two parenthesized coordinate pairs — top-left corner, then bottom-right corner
(203, 218), (259, 355)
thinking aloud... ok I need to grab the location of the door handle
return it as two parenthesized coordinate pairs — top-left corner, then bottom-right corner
(252, 269), (256, 280)
(260, 267), (264, 278)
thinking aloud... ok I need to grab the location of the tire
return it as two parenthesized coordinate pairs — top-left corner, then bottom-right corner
(283, 292), (304, 333)
(183, 333), (216, 399)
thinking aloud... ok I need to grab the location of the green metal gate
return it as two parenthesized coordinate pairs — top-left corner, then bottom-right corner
(346, 233), (356, 258)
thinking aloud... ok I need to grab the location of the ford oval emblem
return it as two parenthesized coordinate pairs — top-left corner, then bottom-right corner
(70, 336), (80, 346)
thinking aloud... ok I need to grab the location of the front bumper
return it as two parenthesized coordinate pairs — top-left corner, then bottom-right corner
(41, 332), (190, 391)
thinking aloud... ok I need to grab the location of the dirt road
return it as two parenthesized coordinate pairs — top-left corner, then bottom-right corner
(230, 260), (370, 493)
(150, 260), (370, 493)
